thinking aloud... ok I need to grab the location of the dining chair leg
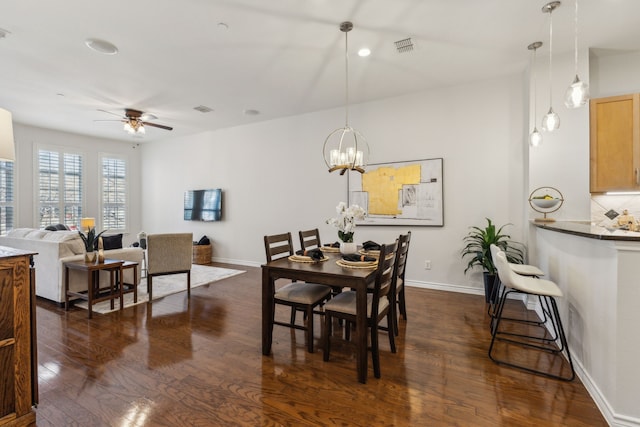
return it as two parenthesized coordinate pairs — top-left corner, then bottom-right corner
(323, 312), (332, 361)
(306, 306), (314, 353)
(371, 323), (381, 379)
(398, 288), (407, 320)
(387, 312), (396, 354)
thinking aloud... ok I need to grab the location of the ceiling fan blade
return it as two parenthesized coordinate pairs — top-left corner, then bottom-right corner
(97, 109), (125, 119)
(142, 121), (173, 131)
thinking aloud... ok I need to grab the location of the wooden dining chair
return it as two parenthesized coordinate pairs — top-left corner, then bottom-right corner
(322, 240), (398, 379)
(264, 232), (332, 353)
(298, 228), (321, 251)
(392, 231), (411, 336)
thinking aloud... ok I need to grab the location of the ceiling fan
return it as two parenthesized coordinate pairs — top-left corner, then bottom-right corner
(97, 108), (173, 135)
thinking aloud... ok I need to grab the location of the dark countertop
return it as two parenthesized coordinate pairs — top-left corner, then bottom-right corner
(532, 221), (640, 242)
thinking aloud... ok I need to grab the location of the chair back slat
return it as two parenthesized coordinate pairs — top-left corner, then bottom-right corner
(264, 232), (294, 262)
(299, 228), (321, 251)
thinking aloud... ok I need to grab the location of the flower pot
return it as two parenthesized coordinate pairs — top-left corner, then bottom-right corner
(84, 251), (96, 263)
(483, 272), (499, 304)
(340, 242), (357, 255)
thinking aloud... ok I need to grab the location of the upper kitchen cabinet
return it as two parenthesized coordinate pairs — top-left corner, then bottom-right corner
(590, 93), (640, 193)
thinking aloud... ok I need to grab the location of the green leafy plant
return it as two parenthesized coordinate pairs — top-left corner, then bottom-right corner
(78, 228), (107, 252)
(461, 218), (524, 275)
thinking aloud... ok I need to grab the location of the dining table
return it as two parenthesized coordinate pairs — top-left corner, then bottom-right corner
(261, 250), (378, 383)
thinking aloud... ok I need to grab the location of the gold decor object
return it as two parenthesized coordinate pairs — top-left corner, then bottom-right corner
(97, 236), (105, 263)
(529, 186), (564, 222)
(322, 21), (370, 175)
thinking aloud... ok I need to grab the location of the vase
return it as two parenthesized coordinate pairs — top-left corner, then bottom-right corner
(340, 242), (357, 255)
(84, 251), (96, 263)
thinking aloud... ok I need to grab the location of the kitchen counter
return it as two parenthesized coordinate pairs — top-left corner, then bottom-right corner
(532, 220), (640, 241)
(531, 224), (640, 424)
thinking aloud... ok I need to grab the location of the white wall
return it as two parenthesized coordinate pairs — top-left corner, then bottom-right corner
(12, 123), (143, 245)
(528, 49), (591, 222)
(141, 73), (527, 293)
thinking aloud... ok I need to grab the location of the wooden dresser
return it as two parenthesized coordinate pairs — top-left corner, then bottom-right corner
(0, 246), (37, 426)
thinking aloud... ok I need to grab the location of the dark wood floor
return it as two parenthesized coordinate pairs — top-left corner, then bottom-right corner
(32, 263), (606, 426)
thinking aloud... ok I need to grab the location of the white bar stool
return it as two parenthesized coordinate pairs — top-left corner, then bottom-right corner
(488, 250), (575, 381)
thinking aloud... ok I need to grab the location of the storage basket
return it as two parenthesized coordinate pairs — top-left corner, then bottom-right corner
(192, 244), (212, 265)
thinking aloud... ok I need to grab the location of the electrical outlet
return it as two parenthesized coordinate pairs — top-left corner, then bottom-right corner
(424, 260), (431, 270)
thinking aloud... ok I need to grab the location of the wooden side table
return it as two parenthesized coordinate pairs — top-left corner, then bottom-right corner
(118, 261), (139, 309)
(64, 259), (124, 318)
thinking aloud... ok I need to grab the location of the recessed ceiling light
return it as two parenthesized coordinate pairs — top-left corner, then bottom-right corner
(217, 22), (229, 30)
(243, 109), (260, 116)
(358, 48), (371, 57)
(84, 38), (119, 55)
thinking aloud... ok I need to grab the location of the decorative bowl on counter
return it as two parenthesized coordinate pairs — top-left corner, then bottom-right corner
(531, 197), (561, 209)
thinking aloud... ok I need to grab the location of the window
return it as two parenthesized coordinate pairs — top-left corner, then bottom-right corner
(37, 149), (82, 229)
(101, 155), (127, 232)
(0, 160), (14, 234)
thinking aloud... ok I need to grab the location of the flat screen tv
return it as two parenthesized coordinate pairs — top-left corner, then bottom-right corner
(184, 189), (222, 221)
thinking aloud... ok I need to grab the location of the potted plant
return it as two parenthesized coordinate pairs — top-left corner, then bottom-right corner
(326, 201), (366, 254)
(78, 227), (107, 263)
(461, 218), (524, 303)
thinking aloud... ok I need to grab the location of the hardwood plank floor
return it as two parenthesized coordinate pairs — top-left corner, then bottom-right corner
(32, 263), (606, 426)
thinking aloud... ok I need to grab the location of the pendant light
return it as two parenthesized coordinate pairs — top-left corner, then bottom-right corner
(541, 1), (561, 132)
(564, 0), (589, 108)
(322, 21), (370, 175)
(529, 42), (543, 148)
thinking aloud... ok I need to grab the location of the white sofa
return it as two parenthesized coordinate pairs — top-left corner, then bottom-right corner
(0, 228), (144, 303)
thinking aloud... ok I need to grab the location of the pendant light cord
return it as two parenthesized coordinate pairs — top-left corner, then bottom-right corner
(573, 0), (579, 75)
(533, 48), (538, 124)
(344, 29), (350, 127)
(548, 9), (554, 107)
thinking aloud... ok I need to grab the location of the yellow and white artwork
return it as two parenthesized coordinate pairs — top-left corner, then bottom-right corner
(348, 158), (443, 226)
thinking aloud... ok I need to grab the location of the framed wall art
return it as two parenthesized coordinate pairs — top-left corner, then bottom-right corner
(348, 158), (443, 226)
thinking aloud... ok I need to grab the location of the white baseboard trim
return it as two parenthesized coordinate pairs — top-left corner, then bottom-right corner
(405, 279), (484, 295)
(213, 257), (262, 268)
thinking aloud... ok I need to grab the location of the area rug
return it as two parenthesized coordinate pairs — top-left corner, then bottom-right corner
(75, 264), (245, 314)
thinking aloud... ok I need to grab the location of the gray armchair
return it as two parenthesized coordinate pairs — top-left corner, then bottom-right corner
(146, 233), (193, 301)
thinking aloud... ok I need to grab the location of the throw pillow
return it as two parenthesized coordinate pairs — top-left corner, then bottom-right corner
(55, 223), (69, 230)
(44, 225), (58, 231)
(99, 234), (123, 250)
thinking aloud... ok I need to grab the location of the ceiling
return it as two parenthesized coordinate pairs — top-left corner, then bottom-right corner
(2, 0), (640, 143)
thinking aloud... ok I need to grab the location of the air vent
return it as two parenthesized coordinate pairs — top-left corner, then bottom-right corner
(394, 37), (414, 53)
(193, 105), (214, 113)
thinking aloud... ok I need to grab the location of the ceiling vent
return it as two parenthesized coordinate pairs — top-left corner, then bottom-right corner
(394, 37), (414, 53)
(193, 105), (214, 113)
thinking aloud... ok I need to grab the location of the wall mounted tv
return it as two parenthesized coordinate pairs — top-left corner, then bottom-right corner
(184, 189), (222, 221)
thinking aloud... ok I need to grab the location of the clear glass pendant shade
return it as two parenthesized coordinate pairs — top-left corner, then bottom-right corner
(529, 127), (543, 147)
(564, 0), (589, 109)
(542, 107), (560, 132)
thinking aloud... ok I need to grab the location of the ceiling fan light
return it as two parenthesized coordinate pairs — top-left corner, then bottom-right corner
(138, 124), (145, 134)
(564, 74), (590, 108)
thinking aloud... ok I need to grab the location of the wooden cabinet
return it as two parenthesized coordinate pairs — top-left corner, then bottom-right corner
(590, 93), (640, 193)
(0, 247), (37, 426)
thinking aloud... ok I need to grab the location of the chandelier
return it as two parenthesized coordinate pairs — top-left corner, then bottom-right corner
(322, 21), (370, 175)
